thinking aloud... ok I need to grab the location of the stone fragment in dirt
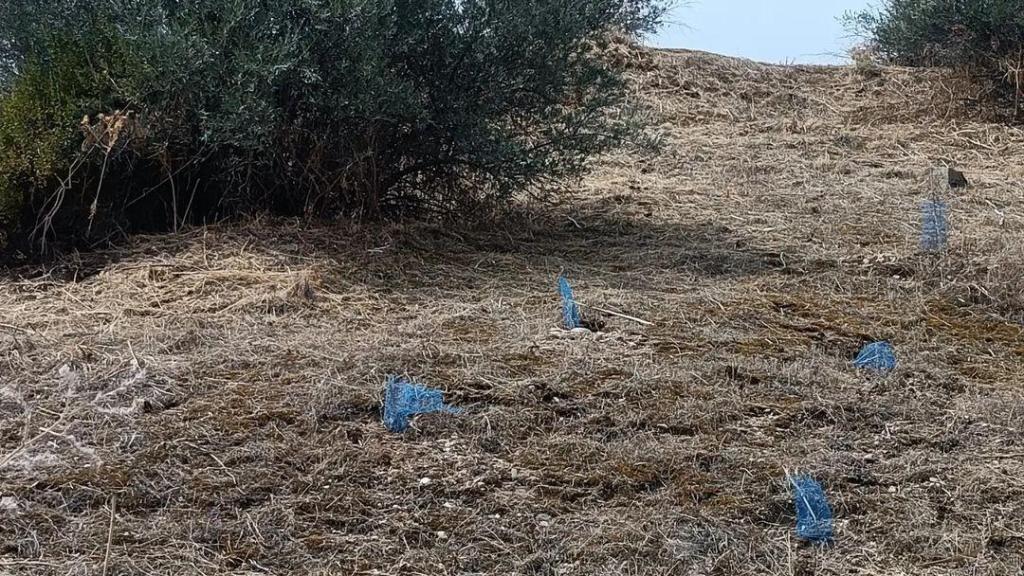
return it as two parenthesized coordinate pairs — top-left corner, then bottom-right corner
(549, 327), (594, 339)
(0, 496), (18, 512)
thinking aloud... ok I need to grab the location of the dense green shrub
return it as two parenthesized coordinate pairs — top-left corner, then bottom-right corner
(848, 1), (1024, 112)
(0, 0), (665, 254)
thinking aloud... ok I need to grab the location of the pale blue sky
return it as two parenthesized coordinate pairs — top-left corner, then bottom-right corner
(652, 0), (875, 65)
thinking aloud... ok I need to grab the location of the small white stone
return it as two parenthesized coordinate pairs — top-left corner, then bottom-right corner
(418, 477), (432, 486)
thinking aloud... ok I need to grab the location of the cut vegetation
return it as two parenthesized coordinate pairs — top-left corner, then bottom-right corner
(2, 48), (1024, 575)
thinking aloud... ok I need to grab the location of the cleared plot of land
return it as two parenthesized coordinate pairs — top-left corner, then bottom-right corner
(2, 50), (1024, 575)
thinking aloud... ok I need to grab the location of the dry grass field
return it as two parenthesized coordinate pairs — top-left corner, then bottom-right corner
(2, 48), (1024, 575)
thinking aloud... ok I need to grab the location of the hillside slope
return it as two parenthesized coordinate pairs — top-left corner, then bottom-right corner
(2, 50), (1023, 575)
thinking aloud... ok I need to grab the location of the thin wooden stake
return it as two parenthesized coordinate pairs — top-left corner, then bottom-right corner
(102, 494), (116, 576)
(578, 302), (654, 326)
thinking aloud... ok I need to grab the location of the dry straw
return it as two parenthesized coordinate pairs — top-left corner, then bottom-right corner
(1, 47), (1023, 575)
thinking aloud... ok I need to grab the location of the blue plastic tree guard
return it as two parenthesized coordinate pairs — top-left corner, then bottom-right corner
(791, 475), (834, 543)
(382, 376), (461, 433)
(921, 199), (949, 252)
(854, 341), (897, 373)
(558, 276), (581, 330)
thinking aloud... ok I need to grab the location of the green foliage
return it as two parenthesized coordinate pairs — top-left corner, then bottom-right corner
(848, 1), (1024, 108)
(0, 33), (124, 248)
(0, 0), (666, 253)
